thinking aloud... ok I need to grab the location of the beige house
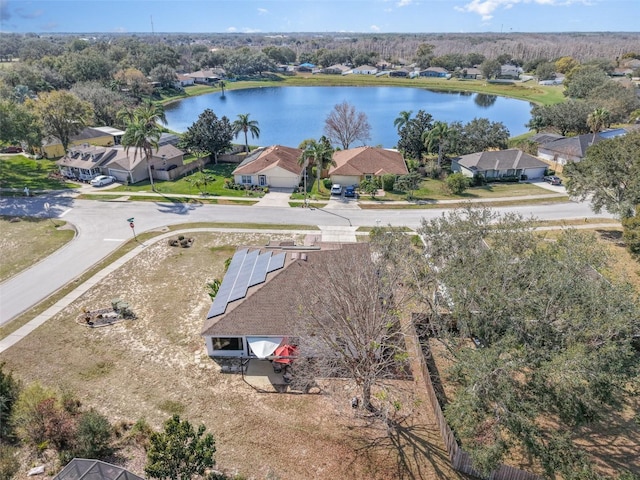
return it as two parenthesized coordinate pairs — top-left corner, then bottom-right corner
(329, 146), (408, 186)
(452, 149), (548, 180)
(56, 143), (184, 183)
(233, 145), (304, 188)
(352, 65), (378, 75)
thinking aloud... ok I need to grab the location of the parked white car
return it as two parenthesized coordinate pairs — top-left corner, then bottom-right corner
(90, 175), (116, 187)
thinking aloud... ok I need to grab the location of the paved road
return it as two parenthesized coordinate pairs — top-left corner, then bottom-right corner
(0, 192), (615, 325)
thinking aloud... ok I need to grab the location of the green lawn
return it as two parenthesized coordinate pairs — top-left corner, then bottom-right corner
(110, 162), (264, 197)
(160, 73), (565, 107)
(0, 155), (76, 191)
(362, 178), (559, 202)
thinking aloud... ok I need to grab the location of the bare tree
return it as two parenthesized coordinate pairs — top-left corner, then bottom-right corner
(323, 101), (371, 149)
(294, 243), (410, 412)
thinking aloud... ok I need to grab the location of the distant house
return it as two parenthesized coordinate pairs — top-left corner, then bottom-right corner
(419, 67), (450, 78)
(56, 143), (184, 183)
(452, 149), (548, 180)
(41, 126), (125, 159)
(232, 145), (304, 188)
(329, 147), (408, 186)
(322, 64), (350, 75)
(389, 68), (410, 77)
(296, 62), (315, 73)
(500, 65), (523, 79)
(187, 69), (222, 85)
(460, 67), (482, 79)
(529, 132), (565, 146)
(201, 243), (361, 358)
(352, 65), (378, 75)
(537, 129), (631, 167)
(175, 73), (195, 87)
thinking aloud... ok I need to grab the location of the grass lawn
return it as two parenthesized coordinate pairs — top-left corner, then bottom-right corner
(0, 231), (461, 480)
(0, 216), (74, 282)
(364, 179), (560, 202)
(0, 155), (76, 191)
(110, 162), (264, 197)
(159, 73), (565, 107)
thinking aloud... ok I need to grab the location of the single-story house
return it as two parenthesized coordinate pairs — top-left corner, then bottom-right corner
(328, 146), (408, 186)
(352, 65), (378, 75)
(460, 67), (482, 79)
(322, 64), (350, 75)
(419, 67), (450, 78)
(452, 149), (548, 180)
(187, 69), (221, 85)
(175, 73), (195, 87)
(41, 126), (125, 158)
(389, 68), (410, 77)
(232, 145), (304, 188)
(529, 132), (565, 145)
(500, 65), (523, 79)
(537, 128), (633, 168)
(201, 243), (356, 358)
(296, 62), (315, 73)
(56, 143), (184, 183)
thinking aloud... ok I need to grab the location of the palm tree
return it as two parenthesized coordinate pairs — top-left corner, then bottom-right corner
(587, 108), (610, 143)
(121, 100), (167, 191)
(219, 80), (226, 97)
(300, 138), (335, 191)
(423, 121), (456, 167)
(393, 110), (413, 131)
(232, 113), (260, 153)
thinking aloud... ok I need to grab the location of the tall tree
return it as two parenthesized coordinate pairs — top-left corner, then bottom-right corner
(299, 137), (335, 191)
(0, 99), (43, 153)
(422, 120), (456, 166)
(180, 109), (233, 164)
(145, 415), (216, 480)
(479, 59), (501, 80)
(295, 243), (410, 412)
(26, 90), (93, 153)
(456, 118), (509, 154)
(393, 110), (412, 132)
(323, 100), (371, 149)
(396, 109), (433, 161)
(586, 107), (610, 143)
(232, 113), (260, 153)
(563, 65), (609, 99)
(121, 100), (167, 191)
(417, 207), (640, 476)
(564, 131), (640, 219)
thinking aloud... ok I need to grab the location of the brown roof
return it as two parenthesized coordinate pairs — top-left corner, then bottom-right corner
(233, 145), (303, 176)
(329, 147), (408, 176)
(201, 244), (362, 337)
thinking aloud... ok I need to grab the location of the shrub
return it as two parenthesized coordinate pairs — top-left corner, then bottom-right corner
(445, 173), (470, 195)
(381, 174), (396, 192)
(322, 178), (332, 189)
(128, 418), (154, 448)
(423, 160), (442, 179)
(622, 206), (640, 255)
(11, 382), (57, 447)
(38, 397), (76, 452)
(74, 409), (112, 459)
(359, 179), (378, 198)
(0, 445), (19, 480)
(0, 362), (21, 441)
(207, 279), (221, 300)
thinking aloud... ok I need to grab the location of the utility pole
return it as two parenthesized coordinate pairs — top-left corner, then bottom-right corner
(150, 15), (154, 35)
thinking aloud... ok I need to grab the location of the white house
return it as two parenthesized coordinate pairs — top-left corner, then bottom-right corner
(452, 149), (548, 180)
(352, 65), (378, 75)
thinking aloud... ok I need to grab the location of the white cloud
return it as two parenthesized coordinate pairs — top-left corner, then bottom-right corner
(370, 24), (381, 32)
(243, 28), (262, 33)
(257, 8), (268, 15)
(397, 0), (413, 6)
(455, 0), (589, 21)
(227, 26), (237, 32)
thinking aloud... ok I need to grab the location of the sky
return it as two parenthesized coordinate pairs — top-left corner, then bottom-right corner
(1, 0), (638, 34)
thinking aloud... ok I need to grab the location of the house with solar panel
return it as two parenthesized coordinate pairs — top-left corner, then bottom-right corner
(201, 244), (348, 359)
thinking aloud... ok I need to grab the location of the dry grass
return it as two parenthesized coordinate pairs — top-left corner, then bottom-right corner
(0, 232), (462, 480)
(0, 216), (74, 282)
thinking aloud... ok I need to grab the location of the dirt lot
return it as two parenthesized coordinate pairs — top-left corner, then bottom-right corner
(0, 232), (462, 480)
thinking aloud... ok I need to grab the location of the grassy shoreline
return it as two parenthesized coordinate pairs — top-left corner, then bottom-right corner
(160, 73), (565, 107)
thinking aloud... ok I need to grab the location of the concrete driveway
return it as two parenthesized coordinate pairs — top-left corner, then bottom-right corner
(530, 180), (567, 194)
(254, 188), (293, 207)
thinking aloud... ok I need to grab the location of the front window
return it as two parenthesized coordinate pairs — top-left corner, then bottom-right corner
(212, 337), (244, 351)
(241, 175), (252, 184)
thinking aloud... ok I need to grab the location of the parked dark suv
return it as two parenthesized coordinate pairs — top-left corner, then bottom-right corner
(344, 185), (357, 198)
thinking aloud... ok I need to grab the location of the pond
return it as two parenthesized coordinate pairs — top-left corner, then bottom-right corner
(164, 86), (533, 148)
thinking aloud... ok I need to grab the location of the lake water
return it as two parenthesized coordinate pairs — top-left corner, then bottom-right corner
(164, 86), (533, 148)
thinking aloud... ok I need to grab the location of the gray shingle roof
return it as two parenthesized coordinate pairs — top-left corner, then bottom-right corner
(455, 149), (548, 171)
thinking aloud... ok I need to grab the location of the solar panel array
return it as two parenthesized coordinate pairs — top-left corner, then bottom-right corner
(207, 249), (286, 319)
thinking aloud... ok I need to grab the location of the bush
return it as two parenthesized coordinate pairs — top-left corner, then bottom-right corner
(74, 409), (112, 458)
(381, 174), (396, 191)
(0, 362), (21, 441)
(445, 173), (470, 195)
(11, 382), (57, 448)
(423, 160), (442, 179)
(0, 445), (19, 480)
(322, 178), (332, 189)
(622, 206), (640, 255)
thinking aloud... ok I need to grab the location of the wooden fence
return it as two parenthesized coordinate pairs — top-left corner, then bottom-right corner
(406, 321), (541, 480)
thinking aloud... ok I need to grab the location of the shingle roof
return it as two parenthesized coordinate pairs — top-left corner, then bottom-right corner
(201, 244), (362, 337)
(538, 134), (604, 157)
(329, 147), (408, 176)
(529, 132), (565, 145)
(455, 149), (548, 171)
(232, 145), (303, 175)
